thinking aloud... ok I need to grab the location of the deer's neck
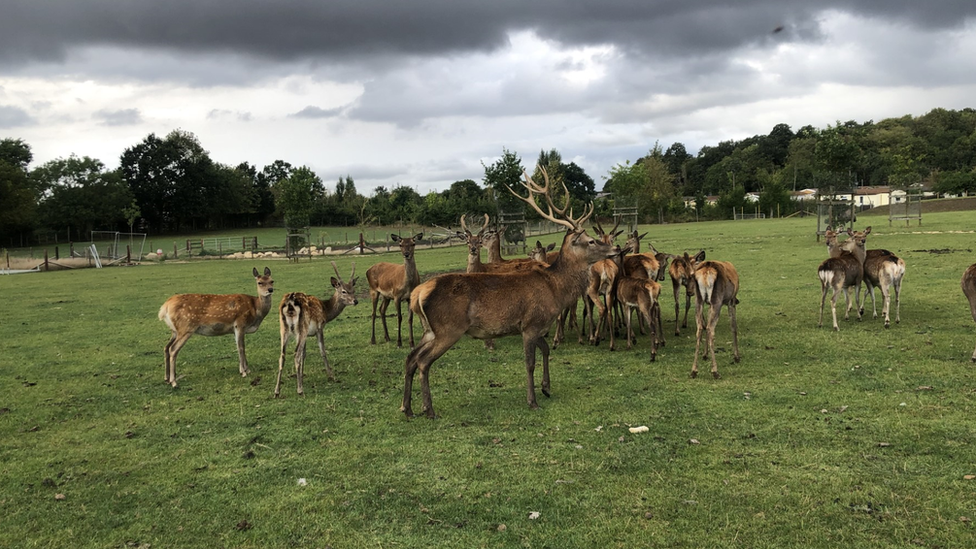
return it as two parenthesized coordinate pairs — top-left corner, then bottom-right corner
(324, 294), (344, 323)
(403, 255), (420, 287)
(487, 238), (503, 263)
(544, 250), (592, 309)
(466, 251), (483, 273)
(253, 292), (274, 324)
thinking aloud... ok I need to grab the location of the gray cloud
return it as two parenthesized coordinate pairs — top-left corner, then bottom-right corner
(290, 105), (344, 119)
(208, 109), (253, 122)
(93, 108), (142, 126)
(0, 105), (33, 128)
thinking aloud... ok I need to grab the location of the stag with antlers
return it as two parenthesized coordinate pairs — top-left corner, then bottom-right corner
(367, 232), (424, 347)
(158, 267), (274, 387)
(275, 262), (359, 397)
(401, 167), (617, 418)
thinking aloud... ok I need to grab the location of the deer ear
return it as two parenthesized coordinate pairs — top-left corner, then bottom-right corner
(547, 243), (556, 251)
(331, 277), (340, 288)
(415, 233), (425, 241)
(264, 266), (271, 276)
(253, 267), (260, 277)
(639, 232), (648, 240)
(456, 231), (467, 240)
(864, 226), (872, 234)
(390, 234), (401, 242)
(695, 250), (706, 262)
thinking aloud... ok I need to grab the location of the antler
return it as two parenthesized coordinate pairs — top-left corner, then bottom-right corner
(348, 261), (355, 281)
(331, 261), (342, 281)
(506, 166), (593, 231)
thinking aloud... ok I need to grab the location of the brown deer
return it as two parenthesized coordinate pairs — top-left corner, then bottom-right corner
(614, 274), (664, 361)
(401, 167), (617, 418)
(843, 227), (905, 328)
(668, 251), (704, 336)
(275, 262), (359, 397)
(366, 232), (424, 347)
(459, 215), (546, 274)
(688, 253), (740, 379)
(528, 240), (556, 264)
(818, 228), (864, 330)
(579, 221), (623, 347)
(158, 266), (274, 387)
(962, 264), (976, 361)
(622, 230), (662, 280)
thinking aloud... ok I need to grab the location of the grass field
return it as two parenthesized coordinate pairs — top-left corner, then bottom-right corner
(2, 212), (975, 548)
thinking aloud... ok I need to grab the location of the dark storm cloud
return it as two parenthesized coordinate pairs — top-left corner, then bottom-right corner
(93, 108), (142, 126)
(3, 0), (974, 67)
(0, 105), (34, 128)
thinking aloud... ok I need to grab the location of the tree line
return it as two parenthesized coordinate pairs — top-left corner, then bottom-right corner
(2, 107), (975, 246)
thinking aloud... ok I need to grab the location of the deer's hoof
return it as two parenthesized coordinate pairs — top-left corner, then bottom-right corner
(712, 372), (721, 379)
(690, 371), (698, 379)
(542, 388), (551, 398)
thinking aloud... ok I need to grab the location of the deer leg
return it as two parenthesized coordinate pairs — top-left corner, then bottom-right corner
(402, 333), (457, 418)
(234, 328), (249, 377)
(728, 301), (740, 365)
(707, 303), (722, 379)
(163, 332), (178, 383)
(672, 280), (682, 336)
(408, 305), (415, 348)
(692, 298), (705, 378)
(274, 329), (291, 398)
(394, 298), (404, 348)
(842, 286), (853, 320)
(579, 297), (590, 344)
(369, 292), (379, 344)
(624, 304), (634, 349)
(864, 279), (878, 319)
(893, 275), (902, 324)
(644, 303), (657, 362)
(604, 291), (616, 351)
(316, 329), (334, 381)
(379, 298), (392, 343)
(522, 335), (540, 409)
(536, 336), (551, 397)
(830, 285), (841, 331)
(818, 282), (828, 328)
(165, 332), (193, 387)
(294, 332), (308, 396)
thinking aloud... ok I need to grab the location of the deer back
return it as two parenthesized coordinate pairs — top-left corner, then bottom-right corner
(690, 257), (739, 306)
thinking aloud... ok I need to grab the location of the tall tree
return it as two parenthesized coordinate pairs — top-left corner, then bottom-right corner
(0, 138), (35, 242)
(32, 155), (133, 239)
(275, 166), (322, 227)
(482, 148), (524, 211)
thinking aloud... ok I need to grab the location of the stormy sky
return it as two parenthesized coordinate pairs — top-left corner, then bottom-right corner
(2, 0), (975, 194)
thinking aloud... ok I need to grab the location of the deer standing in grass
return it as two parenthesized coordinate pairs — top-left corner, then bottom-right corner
(275, 262), (358, 397)
(688, 252), (740, 379)
(961, 264), (976, 361)
(818, 227), (864, 330)
(401, 168), (617, 418)
(459, 215), (546, 274)
(614, 272), (664, 361)
(158, 267), (274, 387)
(668, 251), (702, 336)
(579, 221), (624, 347)
(367, 232), (424, 347)
(843, 227), (905, 328)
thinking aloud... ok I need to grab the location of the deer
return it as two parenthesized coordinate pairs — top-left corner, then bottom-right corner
(614, 270), (665, 361)
(366, 232), (424, 348)
(401, 167), (617, 418)
(842, 227), (906, 328)
(962, 264), (976, 362)
(459, 214), (546, 274)
(622, 230), (663, 281)
(687, 252), (740, 379)
(275, 262), (359, 397)
(579, 221), (624, 347)
(668, 251), (704, 336)
(528, 240), (556, 264)
(818, 228), (864, 330)
(158, 266), (274, 387)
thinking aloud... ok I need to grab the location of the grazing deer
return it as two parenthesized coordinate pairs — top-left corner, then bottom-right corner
(818, 228), (864, 330)
(275, 262), (358, 397)
(614, 274), (664, 361)
(158, 267), (274, 387)
(401, 167), (617, 418)
(843, 227), (906, 328)
(366, 232), (424, 347)
(962, 264), (976, 361)
(688, 253), (740, 379)
(669, 251), (704, 336)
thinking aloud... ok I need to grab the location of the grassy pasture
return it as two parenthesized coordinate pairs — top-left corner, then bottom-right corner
(1, 212), (975, 548)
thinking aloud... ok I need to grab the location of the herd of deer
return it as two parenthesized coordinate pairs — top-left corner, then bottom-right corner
(157, 168), (976, 418)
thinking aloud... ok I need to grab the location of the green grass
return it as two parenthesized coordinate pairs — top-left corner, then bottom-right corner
(2, 213), (976, 548)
